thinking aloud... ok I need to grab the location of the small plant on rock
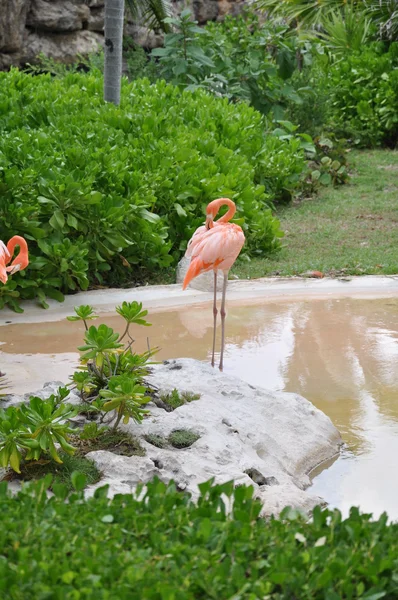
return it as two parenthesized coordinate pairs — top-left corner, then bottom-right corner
(168, 429), (200, 449)
(68, 301), (156, 432)
(160, 388), (201, 410)
(0, 388), (77, 473)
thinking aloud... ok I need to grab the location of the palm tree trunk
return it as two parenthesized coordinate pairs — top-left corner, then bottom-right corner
(104, 0), (125, 105)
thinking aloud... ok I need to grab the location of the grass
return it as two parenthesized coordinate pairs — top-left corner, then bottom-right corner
(71, 428), (146, 457)
(2, 453), (101, 491)
(144, 433), (168, 448)
(144, 429), (201, 449)
(168, 429), (200, 449)
(234, 150), (398, 279)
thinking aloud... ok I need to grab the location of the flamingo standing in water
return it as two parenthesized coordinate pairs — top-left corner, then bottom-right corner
(0, 236), (29, 284)
(182, 198), (245, 371)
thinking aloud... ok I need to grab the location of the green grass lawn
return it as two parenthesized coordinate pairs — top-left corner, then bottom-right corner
(234, 150), (398, 279)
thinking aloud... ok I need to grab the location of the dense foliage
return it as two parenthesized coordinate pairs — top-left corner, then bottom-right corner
(324, 43), (398, 147)
(0, 69), (309, 309)
(151, 11), (311, 119)
(1, 476), (398, 599)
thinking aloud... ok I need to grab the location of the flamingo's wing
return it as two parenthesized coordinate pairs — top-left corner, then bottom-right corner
(185, 225), (207, 258)
(183, 225), (245, 289)
(0, 241), (9, 262)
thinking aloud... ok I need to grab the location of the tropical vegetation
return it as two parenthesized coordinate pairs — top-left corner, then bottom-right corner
(0, 1), (396, 307)
(1, 475), (398, 599)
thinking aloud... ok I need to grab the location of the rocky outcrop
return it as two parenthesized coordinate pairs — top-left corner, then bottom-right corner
(5, 359), (342, 516)
(0, 0), (247, 70)
(86, 359), (341, 515)
(21, 30), (104, 65)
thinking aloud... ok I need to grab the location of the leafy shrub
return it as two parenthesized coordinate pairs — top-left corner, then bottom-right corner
(324, 42), (398, 147)
(0, 388), (77, 473)
(68, 301), (154, 429)
(0, 69), (306, 309)
(152, 11), (309, 119)
(1, 476), (397, 599)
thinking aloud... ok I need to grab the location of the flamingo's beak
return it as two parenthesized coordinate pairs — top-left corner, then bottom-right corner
(205, 215), (213, 230)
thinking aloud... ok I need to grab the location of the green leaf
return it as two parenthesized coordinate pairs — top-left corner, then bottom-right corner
(174, 203), (187, 217)
(71, 471), (87, 492)
(49, 210), (65, 231)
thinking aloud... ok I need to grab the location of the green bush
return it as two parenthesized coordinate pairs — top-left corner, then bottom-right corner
(0, 389), (77, 473)
(324, 42), (398, 147)
(152, 11), (309, 119)
(0, 69), (307, 309)
(1, 476), (397, 599)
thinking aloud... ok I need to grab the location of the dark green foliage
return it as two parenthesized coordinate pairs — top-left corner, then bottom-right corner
(168, 429), (200, 448)
(1, 477), (398, 599)
(0, 69), (304, 309)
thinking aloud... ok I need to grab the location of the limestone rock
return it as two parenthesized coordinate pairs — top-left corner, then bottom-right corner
(176, 256), (225, 292)
(193, 0), (219, 23)
(87, 7), (104, 32)
(0, 52), (21, 70)
(21, 30), (103, 65)
(85, 358), (342, 516)
(5, 381), (81, 407)
(124, 23), (164, 49)
(27, 0), (90, 32)
(0, 0), (29, 52)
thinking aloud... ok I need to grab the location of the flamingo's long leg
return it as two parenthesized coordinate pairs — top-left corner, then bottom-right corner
(211, 270), (218, 367)
(219, 271), (228, 371)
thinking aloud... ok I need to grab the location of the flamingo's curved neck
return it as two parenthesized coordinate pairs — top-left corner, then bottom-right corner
(7, 236), (28, 265)
(215, 199), (236, 224)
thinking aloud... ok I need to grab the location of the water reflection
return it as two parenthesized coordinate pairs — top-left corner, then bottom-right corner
(1, 297), (398, 518)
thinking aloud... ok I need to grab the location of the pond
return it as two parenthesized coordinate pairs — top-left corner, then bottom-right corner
(1, 293), (398, 519)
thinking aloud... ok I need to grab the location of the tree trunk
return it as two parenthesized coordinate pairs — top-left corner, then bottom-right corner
(104, 0), (125, 105)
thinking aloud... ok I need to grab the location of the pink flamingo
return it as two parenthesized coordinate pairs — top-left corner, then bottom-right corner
(182, 198), (245, 371)
(0, 236), (29, 284)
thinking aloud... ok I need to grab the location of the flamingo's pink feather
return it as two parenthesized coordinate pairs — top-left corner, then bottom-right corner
(183, 222), (245, 290)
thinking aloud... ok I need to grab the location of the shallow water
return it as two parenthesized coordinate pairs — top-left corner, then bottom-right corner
(1, 296), (398, 518)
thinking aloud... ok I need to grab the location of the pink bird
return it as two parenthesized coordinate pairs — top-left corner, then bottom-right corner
(182, 198), (245, 371)
(0, 236), (29, 285)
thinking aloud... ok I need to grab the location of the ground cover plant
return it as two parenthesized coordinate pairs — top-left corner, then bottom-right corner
(1, 475), (398, 599)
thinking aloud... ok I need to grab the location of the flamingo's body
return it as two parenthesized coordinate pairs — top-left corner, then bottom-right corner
(182, 198), (245, 371)
(0, 236), (29, 284)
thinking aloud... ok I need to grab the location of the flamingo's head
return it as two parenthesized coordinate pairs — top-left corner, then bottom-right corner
(205, 198), (235, 229)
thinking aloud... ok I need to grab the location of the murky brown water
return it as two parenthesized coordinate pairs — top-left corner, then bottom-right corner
(1, 296), (398, 518)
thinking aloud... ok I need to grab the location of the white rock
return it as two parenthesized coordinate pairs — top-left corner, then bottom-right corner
(86, 358), (341, 516)
(5, 381), (81, 407)
(176, 256), (224, 292)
